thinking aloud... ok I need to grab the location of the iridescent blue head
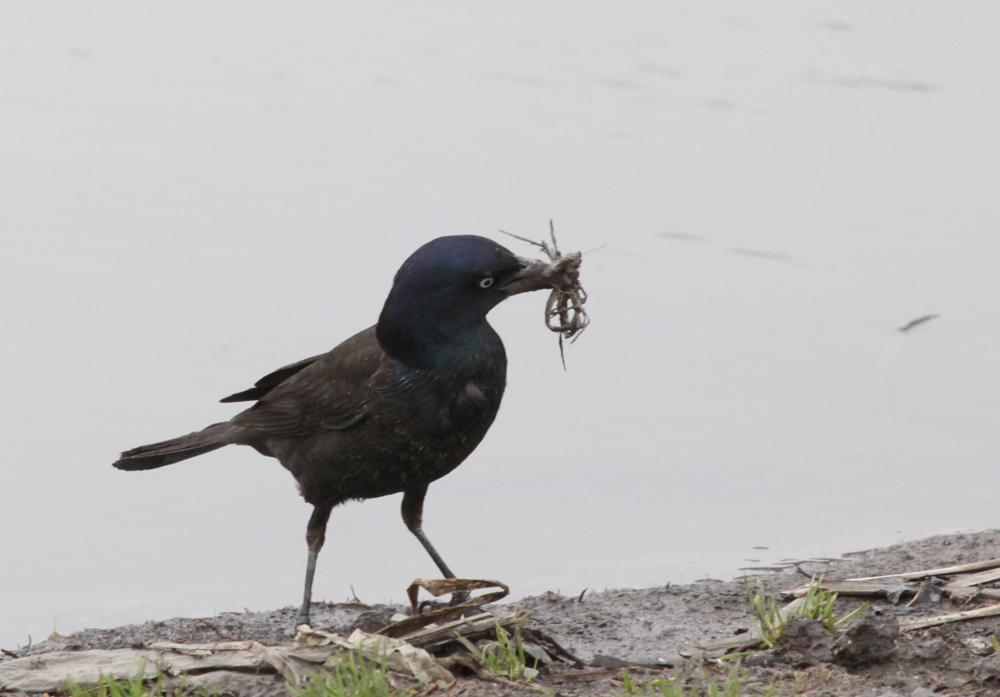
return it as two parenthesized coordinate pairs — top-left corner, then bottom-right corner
(376, 235), (546, 369)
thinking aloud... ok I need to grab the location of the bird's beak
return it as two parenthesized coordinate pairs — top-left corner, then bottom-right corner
(500, 256), (553, 296)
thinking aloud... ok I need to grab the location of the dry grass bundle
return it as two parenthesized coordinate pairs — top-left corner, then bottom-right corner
(501, 221), (590, 366)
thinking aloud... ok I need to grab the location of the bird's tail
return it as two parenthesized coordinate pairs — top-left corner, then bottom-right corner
(113, 422), (231, 471)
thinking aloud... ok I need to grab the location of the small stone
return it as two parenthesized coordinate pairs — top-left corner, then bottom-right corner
(908, 579), (945, 607)
(590, 654), (630, 670)
(907, 638), (949, 663)
(521, 642), (552, 666)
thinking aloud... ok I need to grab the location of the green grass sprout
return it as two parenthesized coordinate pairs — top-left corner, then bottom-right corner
(745, 577), (869, 649)
(291, 650), (409, 697)
(455, 619), (539, 682)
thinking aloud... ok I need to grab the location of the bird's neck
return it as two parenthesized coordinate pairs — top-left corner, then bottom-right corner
(377, 310), (506, 375)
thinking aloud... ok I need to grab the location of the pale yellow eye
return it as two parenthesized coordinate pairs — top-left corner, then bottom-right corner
(479, 277), (494, 288)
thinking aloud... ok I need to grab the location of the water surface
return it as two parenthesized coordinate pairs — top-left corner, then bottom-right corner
(2, 1), (999, 649)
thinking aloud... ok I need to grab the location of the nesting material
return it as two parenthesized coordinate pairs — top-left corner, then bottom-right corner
(502, 222), (590, 365)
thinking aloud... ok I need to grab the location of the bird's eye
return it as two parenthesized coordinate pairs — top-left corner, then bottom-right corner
(479, 277), (494, 289)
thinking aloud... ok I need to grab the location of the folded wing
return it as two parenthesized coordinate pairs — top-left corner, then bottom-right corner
(231, 326), (387, 438)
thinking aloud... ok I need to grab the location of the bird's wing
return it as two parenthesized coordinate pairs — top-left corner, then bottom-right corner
(230, 326), (388, 438)
(220, 354), (326, 403)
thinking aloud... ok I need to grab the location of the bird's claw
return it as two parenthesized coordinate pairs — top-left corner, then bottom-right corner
(417, 590), (473, 614)
(449, 590), (471, 606)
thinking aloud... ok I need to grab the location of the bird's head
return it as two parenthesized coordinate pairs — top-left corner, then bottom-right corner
(376, 235), (549, 368)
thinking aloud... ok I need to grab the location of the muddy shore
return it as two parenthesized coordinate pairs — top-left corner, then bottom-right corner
(4, 530), (1000, 696)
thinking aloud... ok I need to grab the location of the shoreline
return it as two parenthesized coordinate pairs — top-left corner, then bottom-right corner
(4, 530), (1000, 696)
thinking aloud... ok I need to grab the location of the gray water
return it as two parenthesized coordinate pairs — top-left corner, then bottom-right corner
(2, 1), (999, 649)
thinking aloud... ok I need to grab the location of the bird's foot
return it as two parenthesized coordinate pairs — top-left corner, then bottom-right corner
(417, 599), (448, 614)
(449, 590), (471, 606)
(417, 590), (474, 615)
(295, 613), (311, 629)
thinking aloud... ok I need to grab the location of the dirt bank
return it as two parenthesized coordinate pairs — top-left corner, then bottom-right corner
(4, 530), (1000, 696)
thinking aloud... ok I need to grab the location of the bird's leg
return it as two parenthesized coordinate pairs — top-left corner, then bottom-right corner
(297, 502), (334, 628)
(401, 486), (470, 605)
(401, 486), (456, 577)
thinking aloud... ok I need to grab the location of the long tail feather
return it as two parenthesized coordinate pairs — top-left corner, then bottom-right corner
(113, 422), (231, 471)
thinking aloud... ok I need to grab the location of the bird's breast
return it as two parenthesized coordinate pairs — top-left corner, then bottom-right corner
(453, 380), (490, 415)
(435, 379), (496, 430)
(287, 367), (507, 503)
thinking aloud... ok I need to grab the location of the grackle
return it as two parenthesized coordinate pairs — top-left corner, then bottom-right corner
(114, 235), (555, 626)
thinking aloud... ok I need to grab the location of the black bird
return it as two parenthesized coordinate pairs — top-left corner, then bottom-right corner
(114, 235), (554, 626)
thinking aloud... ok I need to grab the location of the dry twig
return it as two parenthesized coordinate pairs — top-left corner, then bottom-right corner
(197, 618), (238, 641)
(898, 314), (939, 332)
(900, 603), (1000, 631)
(847, 557), (1000, 582)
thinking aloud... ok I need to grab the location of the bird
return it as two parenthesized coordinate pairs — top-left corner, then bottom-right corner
(113, 235), (554, 627)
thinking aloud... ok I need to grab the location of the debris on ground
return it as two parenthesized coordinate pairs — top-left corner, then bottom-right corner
(4, 530), (1000, 696)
